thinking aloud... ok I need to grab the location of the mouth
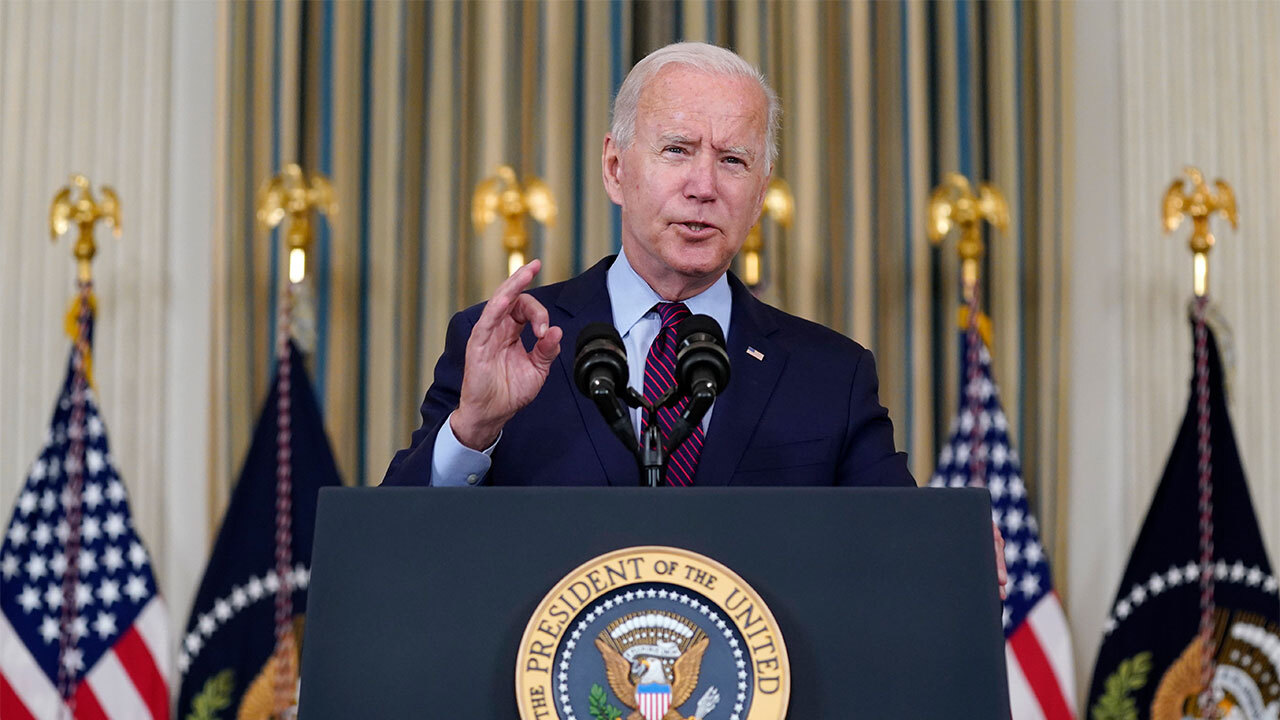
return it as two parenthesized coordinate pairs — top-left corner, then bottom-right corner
(673, 221), (718, 238)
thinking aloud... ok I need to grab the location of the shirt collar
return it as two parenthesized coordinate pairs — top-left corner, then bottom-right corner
(607, 248), (733, 339)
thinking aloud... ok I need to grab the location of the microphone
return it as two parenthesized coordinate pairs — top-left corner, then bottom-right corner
(664, 314), (730, 453)
(675, 314), (731, 396)
(573, 323), (637, 452)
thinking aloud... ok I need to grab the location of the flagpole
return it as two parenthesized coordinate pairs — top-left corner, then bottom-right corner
(258, 164), (336, 717)
(926, 175), (1079, 719)
(926, 173), (1009, 486)
(55, 279), (92, 714)
(48, 175), (120, 714)
(1163, 166), (1238, 719)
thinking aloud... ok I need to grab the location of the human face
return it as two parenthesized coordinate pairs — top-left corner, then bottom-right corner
(602, 65), (771, 300)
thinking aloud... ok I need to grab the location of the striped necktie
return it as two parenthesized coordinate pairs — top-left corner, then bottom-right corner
(642, 302), (703, 486)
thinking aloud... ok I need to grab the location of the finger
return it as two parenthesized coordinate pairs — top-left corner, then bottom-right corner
(529, 325), (563, 371)
(510, 293), (551, 337)
(474, 259), (542, 334)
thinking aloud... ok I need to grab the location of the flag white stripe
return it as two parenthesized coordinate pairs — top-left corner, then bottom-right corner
(86, 648), (151, 719)
(132, 598), (171, 686)
(1025, 595), (1078, 714)
(1006, 641), (1048, 720)
(0, 612), (65, 719)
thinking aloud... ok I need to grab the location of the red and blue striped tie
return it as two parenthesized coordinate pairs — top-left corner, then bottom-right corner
(642, 302), (703, 486)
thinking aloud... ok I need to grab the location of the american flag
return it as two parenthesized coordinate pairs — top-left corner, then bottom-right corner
(929, 337), (1076, 720)
(0, 347), (170, 718)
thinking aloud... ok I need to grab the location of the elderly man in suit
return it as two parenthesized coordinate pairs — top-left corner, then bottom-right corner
(384, 42), (912, 490)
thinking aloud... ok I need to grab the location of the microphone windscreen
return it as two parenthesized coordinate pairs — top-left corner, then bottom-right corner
(676, 314), (725, 347)
(576, 322), (624, 357)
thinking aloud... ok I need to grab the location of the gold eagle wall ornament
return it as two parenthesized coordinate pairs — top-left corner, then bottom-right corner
(258, 163), (338, 285)
(50, 174), (122, 283)
(1161, 166), (1237, 298)
(472, 165), (556, 277)
(742, 177), (793, 288)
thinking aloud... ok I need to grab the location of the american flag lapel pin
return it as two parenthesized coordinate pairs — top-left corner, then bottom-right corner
(746, 346), (765, 361)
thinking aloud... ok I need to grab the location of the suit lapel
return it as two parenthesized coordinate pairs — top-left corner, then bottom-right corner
(553, 257), (640, 486)
(695, 275), (788, 486)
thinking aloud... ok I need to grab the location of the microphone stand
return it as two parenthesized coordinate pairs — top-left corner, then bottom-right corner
(619, 387), (674, 488)
(619, 384), (713, 488)
(579, 350), (686, 487)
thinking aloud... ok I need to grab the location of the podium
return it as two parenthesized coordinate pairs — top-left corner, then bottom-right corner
(298, 486), (1010, 717)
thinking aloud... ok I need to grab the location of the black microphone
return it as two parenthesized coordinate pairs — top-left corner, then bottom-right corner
(664, 314), (730, 453)
(573, 323), (637, 453)
(675, 314), (730, 396)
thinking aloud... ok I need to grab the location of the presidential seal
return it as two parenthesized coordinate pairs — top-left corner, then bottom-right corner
(516, 546), (789, 720)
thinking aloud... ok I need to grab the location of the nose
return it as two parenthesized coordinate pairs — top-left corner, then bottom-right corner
(683, 154), (717, 202)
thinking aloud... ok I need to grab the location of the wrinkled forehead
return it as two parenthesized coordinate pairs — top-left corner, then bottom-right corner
(636, 65), (768, 141)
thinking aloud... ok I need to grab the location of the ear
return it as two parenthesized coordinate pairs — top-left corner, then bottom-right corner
(601, 134), (625, 206)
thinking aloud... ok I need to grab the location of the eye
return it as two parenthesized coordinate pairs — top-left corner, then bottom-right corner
(663, 146), (687, 155)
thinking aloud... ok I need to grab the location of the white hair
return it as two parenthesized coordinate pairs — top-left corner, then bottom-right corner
(609, 42), (781, 171)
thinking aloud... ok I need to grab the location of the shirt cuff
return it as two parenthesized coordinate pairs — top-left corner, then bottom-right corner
(430, 412), (499, 486)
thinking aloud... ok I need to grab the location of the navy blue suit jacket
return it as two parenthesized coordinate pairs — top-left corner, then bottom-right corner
(382, 256), (914, 488)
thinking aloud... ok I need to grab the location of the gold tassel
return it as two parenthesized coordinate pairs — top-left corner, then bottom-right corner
(957, 306), (993, 353)
(63, 293), (96, 388)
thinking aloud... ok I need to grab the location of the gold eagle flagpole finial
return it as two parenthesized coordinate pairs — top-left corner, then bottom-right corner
(50, 174), (121, 284)
(50, 174), (119, 387)
(258, 163), (338, 285)
(472, 165), (557, 277)
(1162, 166), (1237, 298)
(742, 177), (794, 289)
(927, 172), (1008, 347)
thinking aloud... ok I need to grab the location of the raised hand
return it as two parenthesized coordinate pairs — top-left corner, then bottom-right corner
(451, 259), (564, 450)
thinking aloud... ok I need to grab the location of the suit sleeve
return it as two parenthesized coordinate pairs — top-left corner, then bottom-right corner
(380, 308), (477, 486)
(835, 347), (916, 487)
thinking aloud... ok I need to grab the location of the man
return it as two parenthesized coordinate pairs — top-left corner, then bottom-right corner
(383, 40), (1006, 594)
(383, 42), (913, 490)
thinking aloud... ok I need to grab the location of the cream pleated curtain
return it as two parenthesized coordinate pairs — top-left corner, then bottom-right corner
(0, 0), (175, 591)
(211, 0), (1072, 566)
(1065, 0), (1280, 686)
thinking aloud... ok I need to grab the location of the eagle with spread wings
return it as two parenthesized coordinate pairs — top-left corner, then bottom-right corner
(594, 636), (721, 720)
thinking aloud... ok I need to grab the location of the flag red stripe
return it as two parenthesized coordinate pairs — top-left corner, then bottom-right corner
(1008, 621), (1073, 720)
(72, 681), (110, 720)
(0, 673), (38, 720)
(115, 626), (171, 719)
